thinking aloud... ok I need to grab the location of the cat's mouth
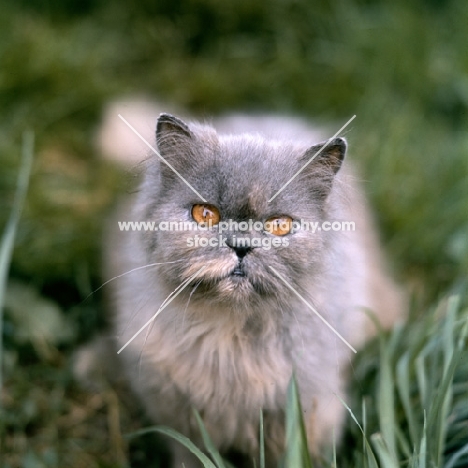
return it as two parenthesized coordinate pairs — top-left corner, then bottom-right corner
(183, 259), (276, 304)
(230, 262), (246, 278)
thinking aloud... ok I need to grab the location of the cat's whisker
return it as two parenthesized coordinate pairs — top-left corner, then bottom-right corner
(134, 292), (159, 379)
(118, 266), (206, 354)
(159, 271), (199, 311)
(80, 260), (185, 303)
(139, 274), (203, 373)
(121, 294), (153, 337)
(140, 272), (200, 362)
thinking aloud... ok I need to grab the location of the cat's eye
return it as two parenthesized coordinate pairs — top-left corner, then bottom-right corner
(264, 216), (293, 236)
(192, 204), (221, 225)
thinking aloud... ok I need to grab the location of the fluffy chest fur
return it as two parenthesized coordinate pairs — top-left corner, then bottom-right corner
(140, 313), (292, 412)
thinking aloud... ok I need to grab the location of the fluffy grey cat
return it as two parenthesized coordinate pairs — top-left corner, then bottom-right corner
(105, 113), (404, 467)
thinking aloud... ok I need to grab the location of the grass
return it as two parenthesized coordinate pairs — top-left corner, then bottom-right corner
(0, 132), (34, 391)
(0, 133), (34, 466)
(341, 296), (468, 468)
(122, 295), (468, 468)
(1, 0), (468, 466)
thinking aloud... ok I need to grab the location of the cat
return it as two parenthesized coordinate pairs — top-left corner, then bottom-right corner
(104, 111), (404, 467)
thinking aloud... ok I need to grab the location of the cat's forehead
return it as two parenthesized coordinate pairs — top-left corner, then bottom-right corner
(201, 134), (305, 217)
(215, 134), (301, 179)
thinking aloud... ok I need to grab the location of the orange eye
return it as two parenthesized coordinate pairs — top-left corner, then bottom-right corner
(191, 204), (221, 225)
(264, 216), (293, 236)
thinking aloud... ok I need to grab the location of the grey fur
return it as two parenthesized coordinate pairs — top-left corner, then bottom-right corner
(107, 114), (404, 466)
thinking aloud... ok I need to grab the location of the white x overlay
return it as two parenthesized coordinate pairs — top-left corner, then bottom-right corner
(116, 113), (357, 355)
(269, 266), (357, 353)
(268, 115), (356, 202)
(118, 114), (207, 202)
(117, 266), (206, 354)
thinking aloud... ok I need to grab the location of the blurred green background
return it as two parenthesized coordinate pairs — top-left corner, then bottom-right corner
(1, 0), (468, 466)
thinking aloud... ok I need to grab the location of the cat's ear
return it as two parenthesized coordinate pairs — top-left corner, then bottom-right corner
(155, 114), (194, 181)
(304, 137), (347, 175)
(156, 113), (192, 155)
(300, 138), (346, 200)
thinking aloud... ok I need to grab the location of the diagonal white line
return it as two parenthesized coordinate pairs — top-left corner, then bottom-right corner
(117, 266), (206, 354)
(268, 266), (357, 353)
(118, 114), (207, 202)
(268, 115), (356, 202)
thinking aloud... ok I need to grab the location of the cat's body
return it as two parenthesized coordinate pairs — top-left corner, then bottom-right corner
(105, 113), (403, 466)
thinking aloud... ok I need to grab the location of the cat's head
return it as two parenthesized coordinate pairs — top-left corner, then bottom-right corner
(139, 114), (346, 313)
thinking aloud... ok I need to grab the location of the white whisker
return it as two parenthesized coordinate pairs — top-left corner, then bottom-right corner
(117, 266), (206, 354)
(136, 270), (206, 359)
(139, 273), (198, 368)
(121, 293), (153, 337)
(81, 260), (184, 303)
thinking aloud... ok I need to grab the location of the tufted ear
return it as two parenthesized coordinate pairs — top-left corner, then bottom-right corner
(153, 113), (195, 182)
(156, 113), (192, 154)
(157, 113), (191, 138)
(303, 137), (347, 175)
(297, 137), (347, 201)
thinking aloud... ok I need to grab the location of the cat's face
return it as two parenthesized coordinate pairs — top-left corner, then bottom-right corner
(139, 114), (346, 311)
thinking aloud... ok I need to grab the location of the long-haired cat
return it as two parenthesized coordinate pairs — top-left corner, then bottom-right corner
(106, 112), (404, 467)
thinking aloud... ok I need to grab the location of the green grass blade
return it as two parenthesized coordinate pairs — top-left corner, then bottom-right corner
(336, 394), (379, 468)
(396, 352), (417, 443)
(127, 426), (217, 468)
(362, 398), (367, 462)
(415, 352), (427, 414)
(378, 335), (397, 462)
(427, 297), (459, 465)
(436, 297), (457, 464)
(394, 423), (411, 460)
(409, 446), (418, 468)
(418, 411), (427, 468)
(442, 297), (457, 375)
(193, 409), (227, 468)
(371, 433), (399, 468)
(285, 375), (313, 468)
(430, 358), (460, 456)
(0, 131), (34, 392)
(445, 443), (468, 468)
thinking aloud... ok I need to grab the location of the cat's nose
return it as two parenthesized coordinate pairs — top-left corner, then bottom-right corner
(228, 244), (252, 259)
